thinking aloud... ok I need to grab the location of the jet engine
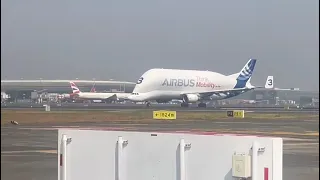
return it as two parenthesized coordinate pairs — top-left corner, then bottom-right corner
(182, 94), (200, 103)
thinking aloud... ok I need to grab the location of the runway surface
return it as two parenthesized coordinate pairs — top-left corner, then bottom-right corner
(1, 113), (319, 180)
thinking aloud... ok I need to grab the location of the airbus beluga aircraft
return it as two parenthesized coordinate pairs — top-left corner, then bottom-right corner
(128, 58), (259, 108)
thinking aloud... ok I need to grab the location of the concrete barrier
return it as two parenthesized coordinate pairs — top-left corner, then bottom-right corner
(58, 130), (283, 180)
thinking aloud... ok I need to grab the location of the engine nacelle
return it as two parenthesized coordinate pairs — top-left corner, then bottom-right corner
(182, 94), (200, 103)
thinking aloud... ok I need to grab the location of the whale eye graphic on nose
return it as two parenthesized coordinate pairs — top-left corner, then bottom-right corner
(137, 77), (144, 84)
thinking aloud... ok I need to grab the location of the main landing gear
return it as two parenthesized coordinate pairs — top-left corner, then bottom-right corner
(145, 102), (151, 107)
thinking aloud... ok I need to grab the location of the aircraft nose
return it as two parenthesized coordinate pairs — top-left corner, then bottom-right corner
(128, 95), (138, 102)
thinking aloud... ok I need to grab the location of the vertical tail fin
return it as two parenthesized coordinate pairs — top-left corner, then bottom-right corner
(90, 82), (96, 92)
(234, 59), (257, 88)
(264, 76), (274, 89)
(69, 81), (81, 94)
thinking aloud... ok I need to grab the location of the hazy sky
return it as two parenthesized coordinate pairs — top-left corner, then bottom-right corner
(1, 0), (319, 90)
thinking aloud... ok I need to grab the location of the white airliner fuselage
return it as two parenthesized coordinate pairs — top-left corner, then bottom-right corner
(69, 81), (130, 102)
(73, 92), (117, 100)
(128, 59), (257, 107)
(129, 69), (252, 101)
(73, 92), (130, 101)
(115, 93), (131, 101)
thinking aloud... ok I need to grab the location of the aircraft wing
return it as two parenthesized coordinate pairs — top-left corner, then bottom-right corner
(103, 94), (118, 100)
(183, 87), (256, 98)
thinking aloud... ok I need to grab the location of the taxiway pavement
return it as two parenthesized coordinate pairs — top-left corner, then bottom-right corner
(1, 115), (319, 180)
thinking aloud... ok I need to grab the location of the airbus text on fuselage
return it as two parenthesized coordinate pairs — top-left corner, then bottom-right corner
(162, 76), (218, 89)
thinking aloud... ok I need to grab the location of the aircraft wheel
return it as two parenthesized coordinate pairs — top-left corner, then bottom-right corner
(146, 102), (151, 107)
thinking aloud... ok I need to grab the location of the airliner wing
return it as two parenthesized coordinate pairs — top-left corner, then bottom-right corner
(103, 94), (118, 100)
(187, 87), (256, 98)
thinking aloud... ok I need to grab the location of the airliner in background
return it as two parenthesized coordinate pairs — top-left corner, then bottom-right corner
(128, 58), (263, 108)
(239, 76), (274, 104)
(265, 76), (274, 89)
(69, 81), (130, 103)
(58, 82), (97, 102)
(264, 75), (299, 91)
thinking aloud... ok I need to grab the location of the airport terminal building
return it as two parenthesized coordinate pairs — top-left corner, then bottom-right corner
(230, 88), (319, 106)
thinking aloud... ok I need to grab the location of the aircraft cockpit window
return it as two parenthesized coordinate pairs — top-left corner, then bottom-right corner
(131, 93), (139, 95)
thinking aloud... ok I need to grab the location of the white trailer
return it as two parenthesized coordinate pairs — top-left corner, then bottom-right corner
(58, 130), (282, 180)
